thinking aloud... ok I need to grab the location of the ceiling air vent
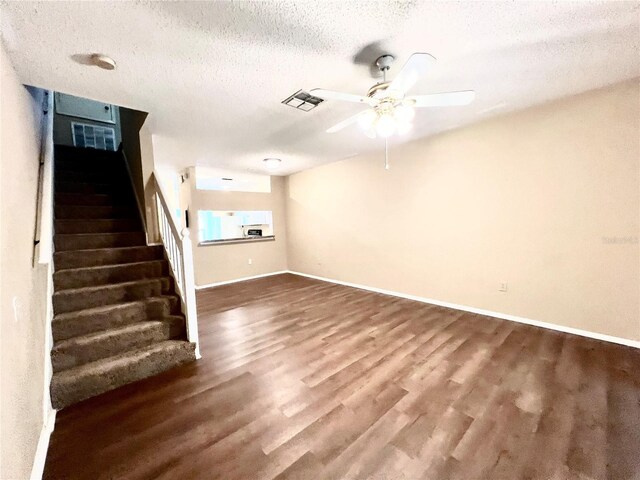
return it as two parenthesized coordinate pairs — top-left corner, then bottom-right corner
(282, 90), (324, 111)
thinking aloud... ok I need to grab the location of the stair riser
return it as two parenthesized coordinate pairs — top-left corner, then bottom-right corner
(51, 342), (196, 409)
(55, 182), (122, 195)
(55, 205), (138, 219)
(55, 162), (122, 175)
(54, 246), (164, 269)
(55, 170), (126, 184)
(55, 232), (146, 251)
(55, 193), (129, 206)
(54, 261), (168, 289)
(55, 146), (120, 163)
(55, 219), (141, 234)
(53, 278), (172, 314)
(52, 297), (181, 341)
(52, 320), (185, 372)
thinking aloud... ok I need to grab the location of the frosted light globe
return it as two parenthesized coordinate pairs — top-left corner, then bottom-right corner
(358, 110), (377, 131)
(396, 121), (413, 135)
(394, 105), (415, 123)
(376, 113), (396, 137)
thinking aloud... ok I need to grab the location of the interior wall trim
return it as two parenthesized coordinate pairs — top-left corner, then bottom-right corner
(287, 271), (640, 349)
(30, 408), (56, 480)
(195, 270), (289, 290)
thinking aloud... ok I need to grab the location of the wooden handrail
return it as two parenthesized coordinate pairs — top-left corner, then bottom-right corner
(152, 172), (201, 359)
(35, 90), (54, 265)
(152, 173), (183, 242)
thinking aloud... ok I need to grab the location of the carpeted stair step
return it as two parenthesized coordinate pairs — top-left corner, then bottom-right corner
(54, 204), (138, 219)
(55, 180), (122, 195)
(55, 145), (119, 161)
(54, 245), (164, 269)
(53, 277), (173, 314)
(55, 218), (141, 234)
(49, 145), (196, 409)
(50, 340), (196, 409)
(53, 260), (168, 289)
(54, 231), (146, 251)
(51, 318), (187, 372)
(55, 192), (129, 206)
(55, 170), (125, 184)
(55, 157), (117, 168)
(52, 297), (181, 341)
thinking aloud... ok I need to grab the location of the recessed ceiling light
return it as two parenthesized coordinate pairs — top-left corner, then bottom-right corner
(263, 158), (281, 169)
(90, 53), (116, 70)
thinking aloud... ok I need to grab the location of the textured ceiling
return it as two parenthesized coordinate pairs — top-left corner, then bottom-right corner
(2, 1), (639, 175)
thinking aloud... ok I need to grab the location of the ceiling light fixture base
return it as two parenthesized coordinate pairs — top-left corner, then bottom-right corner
(90, 54), (116, 70)
(375, 55), (395, 72)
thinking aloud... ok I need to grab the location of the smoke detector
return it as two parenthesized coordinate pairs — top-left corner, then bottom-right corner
(90, 54), (116, 70)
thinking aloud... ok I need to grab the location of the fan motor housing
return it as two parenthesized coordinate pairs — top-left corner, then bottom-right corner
(367, 82), (390, 98)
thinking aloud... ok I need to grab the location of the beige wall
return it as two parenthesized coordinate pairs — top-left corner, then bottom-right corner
(286, 80), (640, 342)
(0, 43), (50, 479)
(119, 107), (148, 228)
(140, 124), (161, 243)
(190, 175), (288, 286)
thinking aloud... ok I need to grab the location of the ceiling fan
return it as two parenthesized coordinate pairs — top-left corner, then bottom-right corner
(310, 53), (475, 169)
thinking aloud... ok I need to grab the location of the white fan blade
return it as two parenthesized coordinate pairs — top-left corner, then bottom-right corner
(326, 110), (369, 133)
(311, 88), (375, 105)
(406, 90), (476, 107)
(387, 53), (437, 95)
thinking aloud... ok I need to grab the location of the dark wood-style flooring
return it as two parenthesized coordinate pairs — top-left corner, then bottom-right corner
(43, 273), (640, 480)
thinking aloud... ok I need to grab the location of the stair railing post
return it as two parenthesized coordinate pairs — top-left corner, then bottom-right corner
(180, 228), (201, 359)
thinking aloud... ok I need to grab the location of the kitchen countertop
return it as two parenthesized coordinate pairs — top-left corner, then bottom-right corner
(199, 235), (275, 246)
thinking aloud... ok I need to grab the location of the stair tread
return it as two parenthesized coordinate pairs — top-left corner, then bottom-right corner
(53, 318), (184, 349)
(55, 193), (130, 205)
(55, 231), (142, 237)
(55, 218), (138, 223)
(53, 259), (165, 275)
(52, 340), (193, 381)
(54, 245), (161, 255)
(55, 181), (119, 187)
(53, 295), (179, 321)
(53, 245), (164, 270)
(53, 276), (171, 296)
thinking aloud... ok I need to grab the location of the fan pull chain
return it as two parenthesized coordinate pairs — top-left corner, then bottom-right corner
(384, 138), (390, 170)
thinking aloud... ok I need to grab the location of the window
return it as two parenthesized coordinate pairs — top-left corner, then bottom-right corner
(198, 210), (274, 242)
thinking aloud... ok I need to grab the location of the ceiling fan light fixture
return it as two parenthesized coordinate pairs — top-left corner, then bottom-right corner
(396, 121), (413, 135)
(394, 105), (415, 123)
(358, 110), (377, 131)
(376, 113), (396, 138)
(364, 126), (377, 139)
(316, 52), (475, 172)
(263, 158), (282, 169)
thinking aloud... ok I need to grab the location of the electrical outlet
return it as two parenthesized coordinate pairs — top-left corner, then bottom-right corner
(499, 282), (508, 292)
(248, 258), (252, 265)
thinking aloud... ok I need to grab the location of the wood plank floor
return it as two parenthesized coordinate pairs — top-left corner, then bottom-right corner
(43, 273), (640, 480)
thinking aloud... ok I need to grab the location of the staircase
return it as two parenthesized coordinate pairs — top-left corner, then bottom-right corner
(50, 146), (196, 409)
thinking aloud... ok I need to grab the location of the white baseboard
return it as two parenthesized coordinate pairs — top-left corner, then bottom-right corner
(30, 408), (56, 480)
(288, 270), (640, 349)
(195, 271), (289, 290)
